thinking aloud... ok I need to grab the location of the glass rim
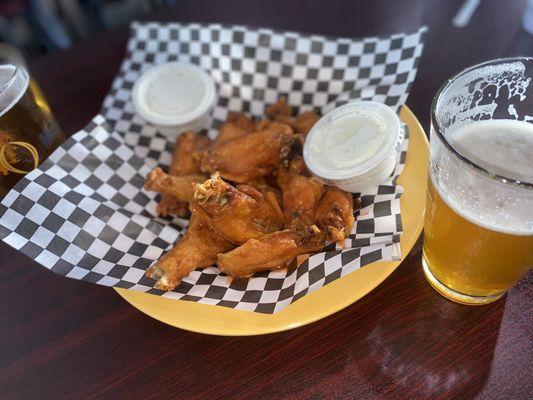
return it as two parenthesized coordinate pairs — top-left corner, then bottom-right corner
(0, 64), (28, 118)
(0, 64), (18, 97)
(430, 56), (533, 190)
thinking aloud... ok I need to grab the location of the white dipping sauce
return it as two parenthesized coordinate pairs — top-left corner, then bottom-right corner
(143, 67), (206, 116)
(312, 111), (388, 169)
(304, 101), (402, 193)
(132, 62), (216, 134)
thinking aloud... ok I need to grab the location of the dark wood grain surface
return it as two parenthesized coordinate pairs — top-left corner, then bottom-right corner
(1, 1), (532, 399)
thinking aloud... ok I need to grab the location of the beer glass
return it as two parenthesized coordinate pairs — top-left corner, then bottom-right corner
(0, 64), (64, 196)
(423, 58), (533, 305)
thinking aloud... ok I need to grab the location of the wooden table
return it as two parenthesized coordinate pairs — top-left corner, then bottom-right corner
(1, 1), (532, 399)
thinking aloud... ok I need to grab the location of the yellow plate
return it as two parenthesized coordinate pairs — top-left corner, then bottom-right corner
(116, 106), (429, 336)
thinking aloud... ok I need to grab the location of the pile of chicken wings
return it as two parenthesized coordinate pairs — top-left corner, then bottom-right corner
(144, 99), (355, 291)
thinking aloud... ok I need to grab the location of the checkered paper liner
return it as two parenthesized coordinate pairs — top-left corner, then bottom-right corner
(0, 23), (425, 313)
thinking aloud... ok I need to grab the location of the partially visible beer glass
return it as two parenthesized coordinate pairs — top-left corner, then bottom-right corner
(423, 58), (533, 305)
(0, 64), (64, 196)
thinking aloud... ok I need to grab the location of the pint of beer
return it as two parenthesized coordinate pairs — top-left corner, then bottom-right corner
(0, 64), (64, 196)
(423, 58), (533, 305)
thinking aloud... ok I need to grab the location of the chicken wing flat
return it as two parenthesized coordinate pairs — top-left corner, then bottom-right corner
(145, 168), (206, 203)
(211, 112), (255, 148)
(200, 124), (294, 183)
(146, 213), (234, 290)
(315, 187), (355, 244)
(217, 225), (326, 278)
(277, 156), (324, 230)
(291, 111), (320, 136)
(158, 132), (210, 217)
(190, 175), (284, 244)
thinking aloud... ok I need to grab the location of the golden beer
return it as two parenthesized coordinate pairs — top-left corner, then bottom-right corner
(425, 58), (533, 305)
(0, 64), (64, 196)
(423, 180), (533, 301)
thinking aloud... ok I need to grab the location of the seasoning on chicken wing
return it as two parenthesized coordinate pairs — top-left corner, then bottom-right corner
(146, 213), (234, 290)
(145, 167), (206, 203)
(291, 111), (320, 135)
(277, 156), (324, 230)
(190, 174), (284, 244)
(200, 124), (295, 183)
(217, 225), (326, 278)
(315, 187), (355, 244)
(158, 132), (210, 217)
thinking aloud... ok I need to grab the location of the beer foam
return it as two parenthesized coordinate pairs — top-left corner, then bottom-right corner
(450, 119), (533, 182)
(0, 64), (29, 117)
(431, 119), (533, 236)
(436, 60), (533, 131)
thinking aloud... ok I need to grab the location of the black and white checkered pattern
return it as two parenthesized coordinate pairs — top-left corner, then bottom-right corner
(102, 22), (425, 157)
(0, 23), (425, 313)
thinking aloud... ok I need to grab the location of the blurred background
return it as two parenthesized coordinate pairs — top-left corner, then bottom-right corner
(1, 0), (532, 61)
(0, 0), (177, 58)
(0, 0), (531, 134)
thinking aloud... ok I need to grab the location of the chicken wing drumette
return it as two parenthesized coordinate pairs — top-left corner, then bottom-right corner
(145, 213), (234, 291)
(157, 131), (210, 217)
(145, 167), (206, 203)
(315, 187), (355, 244)
(277, 156), (324, 230)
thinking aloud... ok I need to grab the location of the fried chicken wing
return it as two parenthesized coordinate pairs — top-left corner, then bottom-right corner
(245, 178), (282, 205)
(315, 187), (355, 244)
(145, 168), (206, 203)
(190, 175), (284, 244)
(158, 132), (210, 217)
(145, 98), (357, 288)
(217, 225), (326, 278)
(291, 111), (320, 135)
(200, 124), (294, 183)
(254, 119), (286, 131)
(277, 156), (324, 230)
(211, 112), (255, 148)
(266, 97), (293, 124)
(146, 214), (234, 290)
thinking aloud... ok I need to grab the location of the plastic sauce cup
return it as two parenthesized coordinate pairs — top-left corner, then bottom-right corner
(303, 101), (402, 193)
(132, 62), (216, 137)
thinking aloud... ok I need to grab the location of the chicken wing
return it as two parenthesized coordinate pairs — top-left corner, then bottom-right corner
(315, 187), (355, 244)
(291, 111), (320, 135)
(217, 225), (326, 278)
(211, 112), (255, 148)
(190, 175), (284, 244)
(277, 156), (324, 230)
(158, 132), (210, 217)
(200, 124), (294, 183)
(146, 213), (234, 290)
(266, 97), (293, 124)
(145, 168), (206, 203)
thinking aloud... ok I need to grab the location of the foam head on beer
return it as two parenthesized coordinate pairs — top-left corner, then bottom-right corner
(435, 119), (533, 237)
